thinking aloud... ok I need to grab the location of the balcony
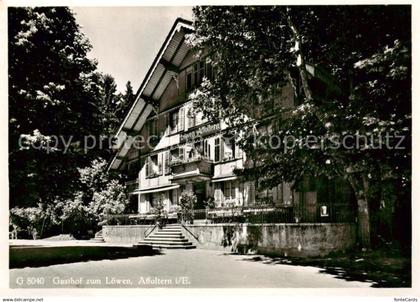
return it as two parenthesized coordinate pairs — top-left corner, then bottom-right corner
(169, 155), (213, 183)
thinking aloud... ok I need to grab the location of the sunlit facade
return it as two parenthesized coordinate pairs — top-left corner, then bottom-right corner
(109, 18), (354, 220)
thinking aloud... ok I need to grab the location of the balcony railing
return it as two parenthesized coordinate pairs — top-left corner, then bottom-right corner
(169, 154), (212, 166)
(169, 155), (213, 176)
(146, 170), (163, 179)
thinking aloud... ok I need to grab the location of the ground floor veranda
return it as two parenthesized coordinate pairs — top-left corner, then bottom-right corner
(116, 175), (356, 226)
(104, 177), (358, 258)
(106, 205), (355, 226)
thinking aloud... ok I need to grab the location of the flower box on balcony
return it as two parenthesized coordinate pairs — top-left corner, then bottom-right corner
(208, 207), (243, 218)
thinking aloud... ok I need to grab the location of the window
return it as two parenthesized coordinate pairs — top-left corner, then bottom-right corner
(169, 110), (178, 133)
(167, 107), (184, 134)
(186, 71), (193, 92)
(186, 104), (208, 129)
(214, 137), (221, 162)
(223, 181), (237, 204)
(186, 143), (196, 159)
(194, 63), (200, 86)
(263, 183), (292, 206)
(185, 59), (215, 92)
(127, 160), (139, 179)
(146, 154), (162, 178)
(150, 155), (158, 175)
(187, 107), (196, 128)
(198, 141), (205, 155)
(256, 187), (274, 204)
(179, 107), (185, 131)
(234, 142), (243, 159)
(211, 136), (243, 162)
(179, 147), (184, 161)
(169, 189), (179, 206)
(223, 136), (235, 161)
(198, 61), (205, 85)
(282, 183), (292, 205)
(203, 139), (211, 159)
(149, 193), (156, 208)
(238, 182), (244, 205)
(214, 183), (223, 206)
(145, 157), (149, 177)
(148, 118), (158, 137)
(149, 192), (165, 209)
(170, 148), (178, 163)
(170, 147), (184, 164)
(164, 151), (170, 175)
(205, 60), (213, 80)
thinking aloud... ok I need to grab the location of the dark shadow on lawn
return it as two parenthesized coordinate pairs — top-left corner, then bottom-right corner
(10, 245), (161, 269)
(239, 253), (411, 288)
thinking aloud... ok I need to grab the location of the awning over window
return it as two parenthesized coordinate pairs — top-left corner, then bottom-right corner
(132, 184), (180, 195)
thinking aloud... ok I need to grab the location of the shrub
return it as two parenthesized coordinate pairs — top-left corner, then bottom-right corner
(179, 190), (197, 223)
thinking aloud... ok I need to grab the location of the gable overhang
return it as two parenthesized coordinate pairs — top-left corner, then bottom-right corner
(109, 18), (193, 171)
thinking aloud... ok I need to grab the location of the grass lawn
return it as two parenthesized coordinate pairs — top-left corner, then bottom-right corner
(10, 245), (159, 269)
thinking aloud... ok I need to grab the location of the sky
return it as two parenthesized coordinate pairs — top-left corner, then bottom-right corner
(72, 7), (194, 92)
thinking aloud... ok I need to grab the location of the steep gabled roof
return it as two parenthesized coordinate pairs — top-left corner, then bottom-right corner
(109, 18), (193, 171)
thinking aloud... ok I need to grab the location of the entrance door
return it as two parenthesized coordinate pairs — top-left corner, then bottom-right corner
(127, 194), (138, 214)
(193, 182), (206, 209)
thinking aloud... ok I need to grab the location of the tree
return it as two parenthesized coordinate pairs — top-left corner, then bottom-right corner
(98, 74), (122, 134)
(54, 192), (90, 237)
(116, 81), (136, 121)
(8, 7), (106, 208)
(15, 158), (128, 238)
(78, 158), (128, 229)
(189, 6), (411, 248)
(8, 7), (133, 238)
(95, 77), (136, 135)
(10, 201), (59, 239)
(80, 159), (128, 236)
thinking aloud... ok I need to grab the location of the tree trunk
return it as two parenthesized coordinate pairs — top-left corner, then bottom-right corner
(40, 215), (47, 239)
(286, 9), (372, 248)
(348, 174), (371, 249)
(356, 193), (371, 249)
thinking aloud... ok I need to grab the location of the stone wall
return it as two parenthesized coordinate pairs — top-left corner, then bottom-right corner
(102, 225), (151, 243)
(103, 223), (357, 257)
(182, 223), (356, 257)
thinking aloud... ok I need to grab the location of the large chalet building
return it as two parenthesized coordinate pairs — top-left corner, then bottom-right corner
(109, 18), (355, 222)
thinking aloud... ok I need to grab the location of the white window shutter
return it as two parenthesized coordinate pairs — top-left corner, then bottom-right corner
(164, 113), (169, 135)
(164, 151), (170, 174)
(179, 107), (185, 131)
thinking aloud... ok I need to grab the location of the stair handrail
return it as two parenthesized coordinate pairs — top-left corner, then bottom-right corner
(144, 222), (158, 237)
(180, 222), (199, 241)
(95, 229), (103, 237)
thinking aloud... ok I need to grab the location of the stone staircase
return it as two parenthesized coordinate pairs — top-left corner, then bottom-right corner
(138, 224), (196, 249)
(91, 229), (105, 242)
